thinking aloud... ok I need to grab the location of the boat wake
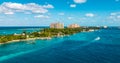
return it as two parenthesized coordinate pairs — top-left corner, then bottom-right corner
(81, 36), (101, 46)
(93, 37), (101, 41)
(70, 37), (101, 50)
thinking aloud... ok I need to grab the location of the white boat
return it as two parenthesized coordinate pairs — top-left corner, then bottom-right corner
(103, 26), (108, 28)
(95, 37), (100, 41)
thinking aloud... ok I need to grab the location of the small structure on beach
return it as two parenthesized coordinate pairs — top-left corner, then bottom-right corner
(50, 22), (64, 29)
(13, 33), (20, 36)
(68, 24), (80, 28)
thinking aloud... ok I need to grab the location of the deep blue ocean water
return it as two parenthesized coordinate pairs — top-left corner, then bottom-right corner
(0, 27), (120, 63)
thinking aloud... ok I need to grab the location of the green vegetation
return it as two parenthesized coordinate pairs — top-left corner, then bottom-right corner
(0, 27), (100, 43)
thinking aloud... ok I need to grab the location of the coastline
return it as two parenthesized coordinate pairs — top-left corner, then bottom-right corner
(0, 37), (52, 45)
(0, 32), (88, 45)
(0, 32), (96, 45)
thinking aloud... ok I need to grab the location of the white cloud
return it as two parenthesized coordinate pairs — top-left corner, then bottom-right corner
(0, 2), (54, 14)
(73, 0), (87, 4)
(58, 13), (64, 15)
(43, 4), (54, 8)
(34, 15), (50, 18)
(110, 13), (116, 16)
(117, 15), (120, 19)
(107, 12), (120, 21)
(68, 17), (73, 20)
(70, 4), (76, 8)
(85, 13), (95, 17)
(4, 11), (14, 15)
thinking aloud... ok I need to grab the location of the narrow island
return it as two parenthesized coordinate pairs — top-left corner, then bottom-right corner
(0, 23), (100, 44)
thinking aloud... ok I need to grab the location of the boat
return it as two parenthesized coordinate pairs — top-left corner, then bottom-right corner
(95, 37), (100, 41)
(103, 26), (108, 28)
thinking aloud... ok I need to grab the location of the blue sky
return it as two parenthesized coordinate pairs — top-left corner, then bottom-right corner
(0, 0), (120, 26)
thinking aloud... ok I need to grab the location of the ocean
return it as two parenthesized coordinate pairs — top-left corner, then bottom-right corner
(0, 27), (120, 63)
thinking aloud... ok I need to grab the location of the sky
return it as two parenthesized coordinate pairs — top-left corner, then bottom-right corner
(0, 0), (120, 26)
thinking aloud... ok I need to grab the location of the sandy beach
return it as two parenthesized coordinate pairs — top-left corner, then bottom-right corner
(0, 37), (52, 45)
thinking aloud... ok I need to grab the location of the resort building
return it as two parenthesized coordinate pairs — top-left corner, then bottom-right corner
(68, 24), (80, 28)
(50, 22), (64, 29)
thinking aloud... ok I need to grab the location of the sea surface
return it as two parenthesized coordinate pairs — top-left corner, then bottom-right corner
(0, 27), (120, 63)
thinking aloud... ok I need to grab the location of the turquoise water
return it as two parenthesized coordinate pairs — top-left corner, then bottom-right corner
(0, 27), (120, 63)
(0, 27), (45, 35)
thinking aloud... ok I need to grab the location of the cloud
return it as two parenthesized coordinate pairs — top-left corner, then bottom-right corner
(34, 15), (50, 18)
(117, 15), (120, 19)
(85, 13), (95, 17)
(68, 17), (73, 20)
(107, 12), (120, 21)
(58, 13), (64, 15)
(43, 4), (54, 8)
(73, 0), (87, 4)
(4, 12), (14, 15)
(0, 2), (54, 14)
(70, 4), (76, 8)
(110, 13), (116, 16)
(108, 16), (114, 19)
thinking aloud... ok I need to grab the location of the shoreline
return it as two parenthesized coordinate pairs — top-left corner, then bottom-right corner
(0, 34), (71, 45)
(0, 28), (99, 45)
(0, 37), (52, 45)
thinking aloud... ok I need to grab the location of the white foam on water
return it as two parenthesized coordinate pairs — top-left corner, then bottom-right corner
(94, 37), (100, 41)
(83, 37), (100, 46)
(70, 37), (101, 50)
(82, 37), (101, 46)
(78, 37), (100, 47)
